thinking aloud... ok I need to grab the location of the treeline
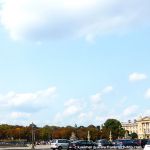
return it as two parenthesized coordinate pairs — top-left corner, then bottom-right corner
(0, 119), (130, 142)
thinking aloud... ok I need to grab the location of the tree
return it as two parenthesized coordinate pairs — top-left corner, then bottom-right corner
(103, 119), (125, 140)
(87, 125), (98, 141)
(130, 132), (138, 139)
(76, 127), (87, 140)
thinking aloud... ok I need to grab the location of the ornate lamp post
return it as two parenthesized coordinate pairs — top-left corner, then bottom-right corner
(144, 129), (146, 139)
(75, 124), (78, 140)
(109, 130), (112, 142)
(31, 122), (35, 149)
(87, 131), (91, 141)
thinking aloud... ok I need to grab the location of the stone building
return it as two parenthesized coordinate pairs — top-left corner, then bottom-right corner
(122, 116), (150, 139)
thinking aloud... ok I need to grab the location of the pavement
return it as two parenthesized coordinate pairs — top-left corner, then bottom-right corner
(0, 144), (51, 149)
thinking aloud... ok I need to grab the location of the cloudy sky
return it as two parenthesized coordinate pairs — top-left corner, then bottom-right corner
(0, 0), (150, 127)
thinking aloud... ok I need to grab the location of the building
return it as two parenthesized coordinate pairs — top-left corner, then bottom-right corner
(122, 116), (150, 139)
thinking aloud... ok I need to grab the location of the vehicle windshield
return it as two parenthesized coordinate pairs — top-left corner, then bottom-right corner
(147, 140), (150, 144)
(51, 140), (57, 143)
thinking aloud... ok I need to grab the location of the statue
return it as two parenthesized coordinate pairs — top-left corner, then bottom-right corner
(70, 132), (77, 141)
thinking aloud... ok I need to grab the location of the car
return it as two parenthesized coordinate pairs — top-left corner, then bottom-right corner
(50, 139), (70, 150)
(141, 139), (149, 148)
(132, 139), (141, 147)
(95, 139), (113, 147)
(68, 140), (98, 150)
(113, 139), (139, 148)
(144, 140), (150, 150)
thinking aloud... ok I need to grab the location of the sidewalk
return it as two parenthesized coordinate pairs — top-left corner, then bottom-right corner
(0, 144), (51, 149)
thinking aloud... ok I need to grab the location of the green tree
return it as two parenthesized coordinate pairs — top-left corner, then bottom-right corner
(87, 125), (99, 141)
(103, 119), (125, 140)
(130, 132), (138, 139)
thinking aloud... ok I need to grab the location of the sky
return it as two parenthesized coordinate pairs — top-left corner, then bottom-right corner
(0, 0), (150, 127)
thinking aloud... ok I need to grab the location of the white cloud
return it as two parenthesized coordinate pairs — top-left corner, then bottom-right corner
(54, 98), (83, 124)
(90, 85), (113, 107)
(64, 98), (83, 116)
(95, 113), (121, 124)
(102, 85), (113, 94)
(116, 96), (127, 107)
(90, 93), (102, 104)
(143, 109), (150, 116)
(95, 116), (106, 123)
(129, 72), (147, 82)
(1, 0), (150, 41)
(145, 88), (150, 99)
(0, 86), (57, 125)
(123, 105), (139, 117)
(77, 110), (121, 125)
(63, 105), (81, 117)
(0, 86), (57, 112)
(54, 85), (114, 125)
(78, 112), (93, 124)
(64, 98), (80, 107)
(11, 112), (31, 119)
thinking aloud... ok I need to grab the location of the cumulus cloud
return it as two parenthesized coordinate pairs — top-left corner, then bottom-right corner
(90, 85), (113, 107)
(78, 112), (93, 124)
(10, 112), (31, 119)
(0, 0), (150, 41)
(54, 85), (114, 125)
(0, 86), (57, 125)
(102, 86), (113, 94)
(129, 72), (147, 82)
(123, 105), (139, 117)
(90, 93), (102, 105)
(145, 88), (150, 99)
(0, 86), (57, 113)
(54, 98), (83, 124)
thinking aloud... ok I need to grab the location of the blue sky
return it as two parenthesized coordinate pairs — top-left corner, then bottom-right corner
(0, 0), (150, 127)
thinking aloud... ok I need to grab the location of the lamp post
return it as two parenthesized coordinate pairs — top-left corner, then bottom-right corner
(75, 124), (78, 140)
(87, 131), (90, 141)
(31, 122), (35, 149)
(109, 130), (112, 142)
(144, 129), (146, 139)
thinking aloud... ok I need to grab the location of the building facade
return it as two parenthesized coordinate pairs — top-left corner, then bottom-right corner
(122, 116), (150, 139)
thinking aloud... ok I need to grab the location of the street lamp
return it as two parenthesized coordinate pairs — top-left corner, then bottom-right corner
(75, 124), (78, 140)
(109, 130), (112, 142)
(31, 122), (35, 149)
(87, 131), (91, 141)
(144, 129), (146, 139)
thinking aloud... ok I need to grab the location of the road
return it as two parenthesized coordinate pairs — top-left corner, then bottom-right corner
(0, 145), (144, 150)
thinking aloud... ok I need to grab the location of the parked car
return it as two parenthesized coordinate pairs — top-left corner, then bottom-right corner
(144, 140), (150, 150)
(95, 139), (113, 147)
(68, 140), (98, 150)
(141, 139), (149, 148)
(50, 139), (70, 150)
(113, 139), (139, 147)
(132, 139), (141, 146)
